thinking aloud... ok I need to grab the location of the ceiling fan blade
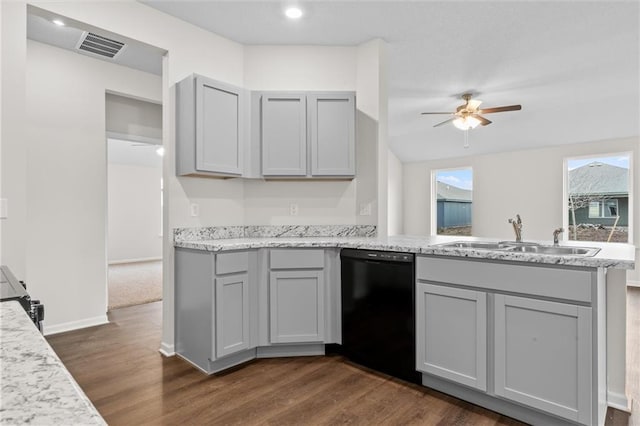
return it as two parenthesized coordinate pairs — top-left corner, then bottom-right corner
(472, 114), (492, 126)
(466, 99), (482, 111)
(433, 117), (456, 127)
(421, 112), (454, 115)
(478, 105), (522, 114)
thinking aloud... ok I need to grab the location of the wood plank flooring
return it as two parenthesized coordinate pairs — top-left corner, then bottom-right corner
(46, 290), (640, 426)
(47, 301), (521, 425)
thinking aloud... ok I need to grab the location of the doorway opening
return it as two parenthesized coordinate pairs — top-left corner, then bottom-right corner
(106, 94), (163, 310)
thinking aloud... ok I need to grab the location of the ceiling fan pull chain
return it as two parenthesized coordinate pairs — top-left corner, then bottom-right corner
(464, 129), (470, 149)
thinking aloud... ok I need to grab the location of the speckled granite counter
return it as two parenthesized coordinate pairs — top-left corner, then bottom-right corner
(175, 233), (635, 270)
(0, 301), (106, 426)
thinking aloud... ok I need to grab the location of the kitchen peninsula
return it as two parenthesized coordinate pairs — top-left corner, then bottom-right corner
(0, 301), (106, 425)
(174, 225), (635, 426)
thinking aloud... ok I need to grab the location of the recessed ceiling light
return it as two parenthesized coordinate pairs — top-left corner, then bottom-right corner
(52, 19), (65, 26)
(285, 6), (303, 19)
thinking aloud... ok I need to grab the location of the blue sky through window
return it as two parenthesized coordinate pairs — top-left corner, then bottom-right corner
(435, 168), (473, 190)
(567, 155), (629, 170)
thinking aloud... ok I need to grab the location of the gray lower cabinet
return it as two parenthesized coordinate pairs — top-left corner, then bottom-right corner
(215, 273), (250, 358)
(260, 91), (355, 178)
(416, 283), (487, 391)
(269, 270), (325, 343)
(268, 249), (326, 344)
(416, 256), (598, 425)
(494, 295), (592, 424)
(176, 74), (245, 177)
(175, 248), (255, 373)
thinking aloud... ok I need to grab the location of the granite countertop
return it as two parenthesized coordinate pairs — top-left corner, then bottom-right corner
(174, 234), (636, 270)
(0, 301), (106, 426)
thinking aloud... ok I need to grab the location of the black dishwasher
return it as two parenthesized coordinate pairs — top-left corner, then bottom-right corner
(340, 249), (420, 384)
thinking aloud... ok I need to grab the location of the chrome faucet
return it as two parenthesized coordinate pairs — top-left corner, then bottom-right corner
(508, 214), (523, 243)
(553, 227), (564, 245)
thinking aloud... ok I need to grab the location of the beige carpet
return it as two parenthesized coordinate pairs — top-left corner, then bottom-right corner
(108, 260), (162, 310)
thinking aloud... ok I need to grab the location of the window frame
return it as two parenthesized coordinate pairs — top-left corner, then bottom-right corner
(563, 151), (633, 243)
(431, 166), (473, 236)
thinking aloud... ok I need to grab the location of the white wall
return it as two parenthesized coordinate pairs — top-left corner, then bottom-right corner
(403, 137), (639, 278)
(108, 163), (162, 263)
(387, 149), (403, 235)
(10, 1), (248, 349)
(25, 40), (162, 334)
(355, 39), (388, 231)
(242, 45), (359, 225)
(1, 1), (27, 279)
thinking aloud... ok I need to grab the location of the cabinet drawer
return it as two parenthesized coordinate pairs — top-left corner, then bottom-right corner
(216, 251), (249, 275)
(270, 249), (324, 269)
(416, 256), (593, 303)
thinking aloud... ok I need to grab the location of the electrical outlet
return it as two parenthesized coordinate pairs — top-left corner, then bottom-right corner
(190, 203), (200, 217)
(359, 203), (371, 216)
(289, 203), (299, 216)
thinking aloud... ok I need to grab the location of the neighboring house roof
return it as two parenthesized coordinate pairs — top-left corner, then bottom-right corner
(569, 161), (629, 196)
(436, 181), (472, 202)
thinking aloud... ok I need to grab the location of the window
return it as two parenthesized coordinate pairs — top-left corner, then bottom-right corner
(432, 168), (473, 236)
(588, 199), (619, 218)
(566, 154), (630, 243)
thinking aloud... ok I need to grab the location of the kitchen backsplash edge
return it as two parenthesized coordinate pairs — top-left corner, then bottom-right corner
(174, 225), (377, 241)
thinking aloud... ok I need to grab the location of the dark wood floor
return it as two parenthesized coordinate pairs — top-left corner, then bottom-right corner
(47, 295), (637, 426)
(47, 301), (522, 425)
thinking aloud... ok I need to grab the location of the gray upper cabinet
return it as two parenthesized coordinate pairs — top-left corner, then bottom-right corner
(260, 91), (355, 178)
(261, 94), (307, 176)
(176, 74), (244, 177)
(308, 93), (355, 177)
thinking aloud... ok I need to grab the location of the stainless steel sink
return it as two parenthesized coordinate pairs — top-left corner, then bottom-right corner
(436, 241), (601, 257)
(505, 245), (601, 256)
(437, 241), (513, 250)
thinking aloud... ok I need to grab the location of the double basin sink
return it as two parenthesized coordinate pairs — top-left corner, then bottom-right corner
(438, 241), (601, 257)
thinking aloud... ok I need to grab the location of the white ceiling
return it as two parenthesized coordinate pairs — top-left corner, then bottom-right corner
(144, 0), (639, 162)
(27, 6), (163, 76)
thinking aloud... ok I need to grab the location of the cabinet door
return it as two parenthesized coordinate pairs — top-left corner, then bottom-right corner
(214, 273), (250, 358)
(416, 283), (487, 391)
(269, 270), (325, 343)
(261, 94), (307, 176)
(308, 93), (355, 176)
(494, 295), (592, 424)
(195, 76), (243, 175)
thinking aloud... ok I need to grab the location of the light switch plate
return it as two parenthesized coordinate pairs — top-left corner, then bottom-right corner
(0, 198), (7, 219)
(190, 203), (199, 217)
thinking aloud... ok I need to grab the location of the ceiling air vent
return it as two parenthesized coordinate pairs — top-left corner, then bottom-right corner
(76, 32), (125, 59)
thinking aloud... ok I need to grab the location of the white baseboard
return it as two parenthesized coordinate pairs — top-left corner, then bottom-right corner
(608, 391), (631, 412)
(627, 280), (640, 288)
(108, 257), (162, 265)
(159, 342), (175, 357)
(44, 315), (109, 336)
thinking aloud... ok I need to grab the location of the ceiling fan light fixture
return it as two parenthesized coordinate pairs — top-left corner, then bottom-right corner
(453, 116), (481, 130)
(285, 6), (303, 19)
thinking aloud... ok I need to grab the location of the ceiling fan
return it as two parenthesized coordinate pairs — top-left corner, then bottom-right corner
(421, 93), (521, 130)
